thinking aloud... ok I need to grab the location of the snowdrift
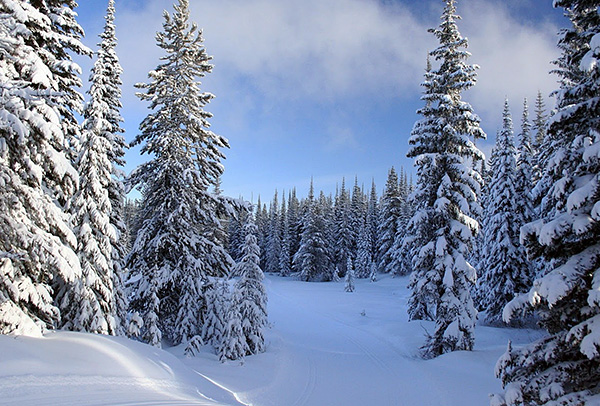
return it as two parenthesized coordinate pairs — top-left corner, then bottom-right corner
(0, 331), (246, 406)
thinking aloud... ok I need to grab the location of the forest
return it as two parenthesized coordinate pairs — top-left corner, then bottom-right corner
(1, 0), (599, 405)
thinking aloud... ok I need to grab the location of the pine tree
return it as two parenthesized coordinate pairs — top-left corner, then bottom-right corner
(219, 287), (248, 362)
(60, 0), (128, 335)
(127, 0), (232, 346)
(366, 180), (380, 261)
(406, 0), (485, 358)
(234, 217), (268, 355)
(265, 190), (281, 274)
(377, 167), (401, 274)
(279, 194), (293, 276)
(355, 219), (373, 278)
(477, 100), (530, 326)
(494, 2), (600, 404)
(202, 278), (229, 351)
(344, 257), (355, 293)
(333, 178), (353, 275)
(293, 181), (332, 281)
(531, 90), (549, 186)
(0, 0), (89, 335)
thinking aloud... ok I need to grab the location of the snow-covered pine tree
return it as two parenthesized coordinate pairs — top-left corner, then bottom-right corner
(287, 189), (302, 264)
(127, 0), (232, 346)
(366, 180), (380, 261)
(406, 0), (485, 358)
(493, 2), (600, 404)
(234, 216), (268, 356)
(333, 178), (353, 276)
(377, 167), (401, 274)
(477, 100), (530, 326)
(60, 0), (128, 335)
(279, 194), (293, 276)
(531, 90), (549, 186)
(350, 177), (366, 259)
(202, 277), (229, 351)
(355, 219), (373, 279)
(219, 287), (248, 362)
(0, 0), (89, 335)
(265, 190), (281, 274)
(293, 181), (332, 281)
(344, 257), (355, 293)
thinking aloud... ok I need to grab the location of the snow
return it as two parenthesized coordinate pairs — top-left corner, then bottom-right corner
(0, 274), (546, 405)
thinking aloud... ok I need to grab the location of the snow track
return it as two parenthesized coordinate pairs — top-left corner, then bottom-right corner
(192, 274), (533, 406)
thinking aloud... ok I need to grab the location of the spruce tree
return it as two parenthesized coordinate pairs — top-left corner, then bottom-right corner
(293, 181), (332, 281)
(494, 1), (600, 404)
(265, 190), (281, 274)
(234, 217), (268, 355)
(477, 100), (529, 326)
(60, 0), (128, 335)
(279, 194), (293, 276)
(355, 219), (373, 279)
(0, 0), (89, 335)
(202, 278), (229, 352)
(127, 0), (232, 346)
(406, 0), (485, 358)
(344, 258), (355, 293)
(333, 179), (353, 275)
(377, 167), (401, 274)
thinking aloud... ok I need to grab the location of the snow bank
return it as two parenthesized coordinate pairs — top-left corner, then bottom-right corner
(0, 331), (246, 406)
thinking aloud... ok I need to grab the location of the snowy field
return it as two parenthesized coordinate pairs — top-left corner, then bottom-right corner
(0, 275), (545, 406)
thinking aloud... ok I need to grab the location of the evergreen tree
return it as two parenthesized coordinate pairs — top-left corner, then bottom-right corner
(477, 100), (530, 326)
(0, 0), (89, 335)
(219, 287), (247, 361)
(377, 167), (401, 274)
(350, 177), (366, 258)
(355, 219), (373, 278)
(494, 2), (600, 404)
(127, 0), (232, 346)
(293, 181), (332, 281)
(234, 217), (268, 355)
(406, 0), (485, 358)
(279, 194), (293, 276)
(265, 190), (281, 274)
(344, 257), (355, 293)
(202, 278), (229, 351)
(60, 0), (128, 335)
(287, 188), (302, 265)
(366, 180), (380, 261)
(532, 90), (549, 186)
(333, 178), (353, 275)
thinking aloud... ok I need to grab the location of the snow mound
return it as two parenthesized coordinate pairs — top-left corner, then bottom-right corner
(0, 331), (245, 406)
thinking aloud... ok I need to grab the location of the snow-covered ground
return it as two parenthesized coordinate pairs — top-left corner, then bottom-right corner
(0, 275), (545, 405)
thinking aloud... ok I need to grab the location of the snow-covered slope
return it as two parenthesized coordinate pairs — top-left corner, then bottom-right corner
(0, 275), (545, 406)
(0, 331), (246, 405)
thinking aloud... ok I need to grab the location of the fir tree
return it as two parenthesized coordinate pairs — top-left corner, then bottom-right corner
(344, 257), (355, 293)
(366, 180), (380, 261)
(234, 217), (268, 355)
(377, 167), (401, 274)
(61, 0), (128, 335)
(0, 0), (89, 335)
(293, 181), (332, 281)
(477, 100), (529, 326)
(406, 0), (485, 358)
(279, 194), (293, 276)
(333, 178), (353, 275)
(355, 219), (373, 279)
(265, 190), (281, 274)
(127, 0), (232, 346)
(202, 278), (229, 351)
(219, 287), (248, 362)
(494, 2), (600, 404)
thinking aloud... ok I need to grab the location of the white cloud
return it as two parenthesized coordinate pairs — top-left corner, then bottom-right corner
(460, 0), (559, 136)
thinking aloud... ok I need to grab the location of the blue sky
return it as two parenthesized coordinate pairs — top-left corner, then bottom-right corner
(74, 0), (566, 203)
